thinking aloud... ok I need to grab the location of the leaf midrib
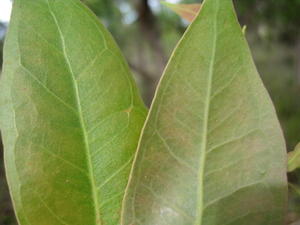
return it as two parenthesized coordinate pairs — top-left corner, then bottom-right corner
(195, 1), (219, 224)
(46, 1), (101, 225)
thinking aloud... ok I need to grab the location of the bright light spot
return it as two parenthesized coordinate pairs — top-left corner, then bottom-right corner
(149, 0), (182, 13)
(165, 0), (181, 3)
(148, 0), (161, 12)
(118, 2), (138, 25)
(0, 0), (12, 23)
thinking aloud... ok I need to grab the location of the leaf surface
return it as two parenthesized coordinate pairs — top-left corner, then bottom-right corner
(122, 0), (287, 224)
(288, 143), (300, 172)
(162, 2), (201, 22)
(0, 0), (147, 224)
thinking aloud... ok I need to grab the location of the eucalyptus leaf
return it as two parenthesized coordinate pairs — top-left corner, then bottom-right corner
(0, 0), (146, 225)
(288, 143), (300, 172)
(122, 0), (287, 224)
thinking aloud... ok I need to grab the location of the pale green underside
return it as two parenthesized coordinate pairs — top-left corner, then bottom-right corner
(0, 0), (147, 225)
(122, 0), (287, 224)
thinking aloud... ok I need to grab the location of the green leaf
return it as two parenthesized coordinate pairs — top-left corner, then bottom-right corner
(162, 2), (201, 22)
(0, 0), (146, 224)
(122, 0), (287, 224)
(288, 143), (300, 172)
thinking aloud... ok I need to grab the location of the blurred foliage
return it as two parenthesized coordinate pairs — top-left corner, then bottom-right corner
(263, 0), (300, 43)
(1, 0), (300, 224)
(288, 144), (300, 173)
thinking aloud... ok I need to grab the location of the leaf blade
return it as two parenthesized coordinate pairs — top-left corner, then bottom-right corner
(122, 0), (287, 224)
(0, 0), (147, 224)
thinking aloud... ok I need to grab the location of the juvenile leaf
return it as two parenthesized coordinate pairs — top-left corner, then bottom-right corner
(0, 0), (147, 225)
(162, 2), (201, 22)
(288, 143), (300, 172)
(122, 0), (287, 224)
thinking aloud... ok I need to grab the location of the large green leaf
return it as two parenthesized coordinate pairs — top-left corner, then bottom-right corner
(122, 0), (287, 224)
(0, 0), (146, 224)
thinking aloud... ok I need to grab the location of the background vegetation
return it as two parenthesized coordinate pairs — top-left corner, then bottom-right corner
(0, 0), (300, 224)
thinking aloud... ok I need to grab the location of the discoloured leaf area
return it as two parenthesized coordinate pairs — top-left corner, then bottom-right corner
(122, 0), (287, 224)
(162, 2), (201, 22)
(0, 0), (146, 224)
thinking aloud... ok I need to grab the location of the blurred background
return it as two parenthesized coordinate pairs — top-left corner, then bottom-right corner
(0, 0), (300, 224)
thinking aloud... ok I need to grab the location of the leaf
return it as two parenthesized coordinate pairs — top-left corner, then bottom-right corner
(0, 0), (147, 224)
(288, 143), (300, 172)
(122, 0), (287, 224)
(162, 2), (201, 22)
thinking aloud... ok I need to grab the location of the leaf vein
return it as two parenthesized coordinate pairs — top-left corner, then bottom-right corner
(203, 181), (263, 209)
(20, 65), (77, 114)
(46, 2), (101, 224)
(206, 128), (260, 154)
(97, 156), (133, 191)
(156, 131), (197, 173)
